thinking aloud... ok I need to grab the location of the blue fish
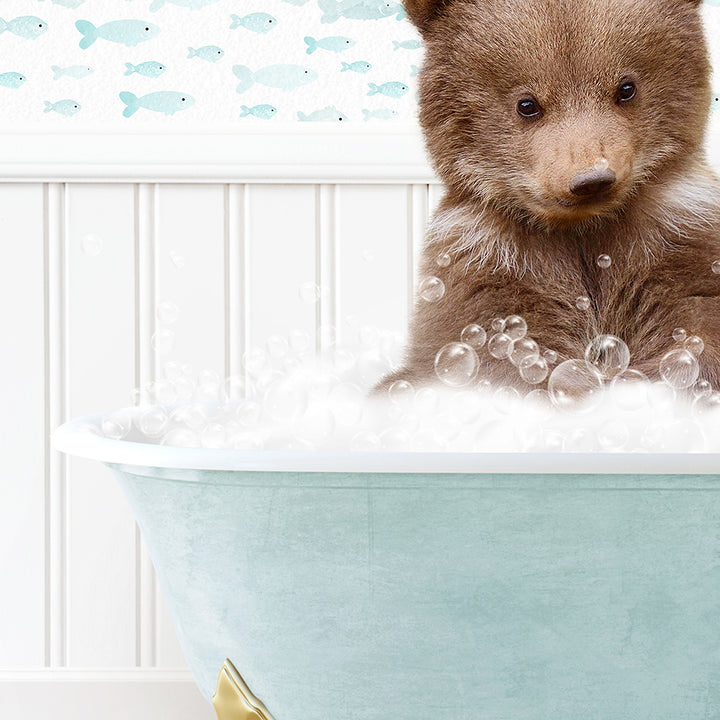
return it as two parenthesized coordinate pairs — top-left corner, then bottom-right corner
(149, 0), (220, 10)
(410, 64), (420, 77)
(40, 0), (84, 7)
(119, 90), (194, 117)
(297, 105), (347, 122)
(44, 99), (81, 116)
(341, 60), (372, 73)
(0, 72), (26, 89)
(124, 61), (165, 78)
(187, 45), (224, 62)
(392, 39), (422, 50)
(367, 81), (408, 98)
(712, 93), (720, 112)
(318, 0), (405, 22)
(304, 36), (354, 54)
(52, 65), (94, 80)
(75, 19), (160, 49)
(240, 104), (277, 119)
(362, 108), (398, 121)
(232, 64), (318, 93)
(230, 13), (277, 33)
(0, 16), (48, 40)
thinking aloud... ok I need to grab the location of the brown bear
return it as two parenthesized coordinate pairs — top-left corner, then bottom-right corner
(378, 0), (720, 394)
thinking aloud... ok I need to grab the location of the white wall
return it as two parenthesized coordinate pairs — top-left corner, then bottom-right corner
(0, 128), (439, 719)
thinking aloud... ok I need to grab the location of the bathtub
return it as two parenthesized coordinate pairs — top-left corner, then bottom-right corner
(54, 409), (720, 720)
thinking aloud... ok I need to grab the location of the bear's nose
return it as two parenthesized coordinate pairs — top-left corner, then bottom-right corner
(569, 167), (616, 197)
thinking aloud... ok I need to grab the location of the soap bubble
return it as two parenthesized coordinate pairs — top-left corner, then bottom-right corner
(509, 337), (539, 367)
(379, 427), (412, 450)
(598, 420), (629, 451)
(491, 317), (505, 332)
(712, 260), (720, 274)
(298, 281), (322, 304)
(163, 360), (184, 382)
(289, 329), (311, 354)
(171, 403), (208, 430)
(524, 388), (553, 415)
(611, 369), (650, 410)
(81, 233), (103, 256)
(548, 360), (604, 413)
(264, 377), (309, 421)
(267, 335), (289, 359)
(169, 249), (186, 269)
(659, 348), (700, 389)
(151, 329), (175, 354)
(454, 389), (485, 423)
(436, 251), (452, 267)
(350, 430), (381, 451)
(434, 342), (479, 387)
(200, 422), (226, 449)
(243, 347), (268, 377)
(672, 327), (687, 342)
(361, 249), (375, 263)
(575, 296), (591, 311)
(693, 391), (720, 416)
(156, 301), (179, 325)
(504, 315), (527, 341)
(648, 381), (676, 412)
(161, 428), (199, 448)
(487, 333), (513, 360)
(684, 335), (704, 357)
(492, 386), (522, 414)
(563, 427), (595, 452)
(543, 349), (558, 365)
(328, 383), (364, 426)
(101, 410), (131, 440)
(419, 276), (446, 302)
(174, 375), (195, 401)
(520, 355), (549, 384)
(152, 378), (178, 405)
(584, 335), (630, 379)
(357, 348), (393, 385)
(359, 325), (381, 347)
(597, 254), (612, 269)
(415, 386), (440, 413)
(693, 379), (713, 399)
(235, 399), (262, 427)
(223, 374), (250, 401)
(388, 379), (415, 405)
(461, 324), (487, 350)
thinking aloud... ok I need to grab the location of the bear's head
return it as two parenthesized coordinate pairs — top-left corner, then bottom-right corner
(406, 0), (711, 229)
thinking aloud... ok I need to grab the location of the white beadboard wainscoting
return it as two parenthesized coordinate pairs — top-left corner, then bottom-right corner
(0, 127), (443, 720)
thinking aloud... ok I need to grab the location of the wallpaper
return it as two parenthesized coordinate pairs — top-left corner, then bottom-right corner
(0, 1), (719, 129)
(0, 0), (423, 127)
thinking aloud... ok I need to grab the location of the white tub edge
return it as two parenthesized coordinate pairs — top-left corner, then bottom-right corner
(51, 411), (720, 475)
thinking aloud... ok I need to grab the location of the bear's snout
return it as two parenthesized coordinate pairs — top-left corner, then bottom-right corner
(569, 167), (617, 197)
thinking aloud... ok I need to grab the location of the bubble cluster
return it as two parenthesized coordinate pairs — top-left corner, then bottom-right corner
(90, 304), (719, 454)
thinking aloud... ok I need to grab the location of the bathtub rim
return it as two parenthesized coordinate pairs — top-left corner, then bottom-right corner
(52, 410), (720, 475)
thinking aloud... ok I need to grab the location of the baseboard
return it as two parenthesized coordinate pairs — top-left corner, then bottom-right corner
(0, 669), (215, 720)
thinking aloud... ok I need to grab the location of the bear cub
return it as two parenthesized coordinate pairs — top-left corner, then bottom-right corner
(379, 0), (720, 393)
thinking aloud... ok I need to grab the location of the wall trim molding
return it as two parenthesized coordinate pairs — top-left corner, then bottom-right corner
(0, 125), (438, 183)
(0, 669), (215, 720)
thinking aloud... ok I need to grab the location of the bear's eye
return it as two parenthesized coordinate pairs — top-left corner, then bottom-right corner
(517, 97), (542, 119)
(616, 80), (636, 103)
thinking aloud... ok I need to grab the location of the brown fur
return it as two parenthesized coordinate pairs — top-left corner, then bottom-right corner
(378, 0), (720, 392)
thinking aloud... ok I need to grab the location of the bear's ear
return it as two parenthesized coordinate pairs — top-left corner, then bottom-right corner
(403, 0), (450, 34)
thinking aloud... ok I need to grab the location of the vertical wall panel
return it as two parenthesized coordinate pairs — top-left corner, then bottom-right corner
(65, 184), (137, 667)
(428, 183), (444, 217)
(155, 184), (226, 379)
(0, 184), (46, 667)
(335, 184), (410, 345)
(245, 184), (317, 352)
(154, 184), (226, 667)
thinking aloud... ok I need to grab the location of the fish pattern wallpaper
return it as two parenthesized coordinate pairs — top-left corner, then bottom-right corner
(1, 0), (720, 128)
(0, 0), (423, 127)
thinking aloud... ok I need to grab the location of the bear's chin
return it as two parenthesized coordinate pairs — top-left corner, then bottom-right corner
(523, 192), (625, 230)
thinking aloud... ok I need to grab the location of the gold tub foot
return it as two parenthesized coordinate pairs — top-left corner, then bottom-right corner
(213, 659), (277, 720)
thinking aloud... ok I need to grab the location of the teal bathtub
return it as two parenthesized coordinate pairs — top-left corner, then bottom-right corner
(54, 411), (720, 719)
